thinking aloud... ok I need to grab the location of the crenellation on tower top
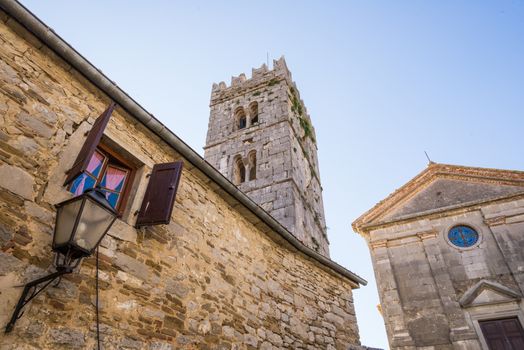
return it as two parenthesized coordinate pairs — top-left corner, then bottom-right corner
(272, 56), (292, 80)
(251, 63), (268, 78)
(210, 56), (295, 104)
(231, 73), (247, 86)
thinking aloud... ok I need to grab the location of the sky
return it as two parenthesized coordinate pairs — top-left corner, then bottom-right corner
(20, 1), (524, 348)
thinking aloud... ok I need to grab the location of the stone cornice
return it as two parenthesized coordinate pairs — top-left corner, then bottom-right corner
(417, 229), (438, 240)
(484, 216), (506, 227)
(356, 192), (524, 236)
(369, 240), (387, 250)
(370, 229), (437, 250)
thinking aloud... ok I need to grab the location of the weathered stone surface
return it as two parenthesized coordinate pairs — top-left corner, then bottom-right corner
(354, 164), (524, 349)
(0, 252), (23, 275)
(32, 103), (57, 125)
(11, 135), (39, 155)
(113, 252), (150, 281)
(0, 12), (362, 350)
(120, 337), (144, 349)
(149, 342), (173, 350)
(24, 201), (53, 223)
(165, 279), (189, 298)
(0, 223), (13, 245)
(48, 327), (85, 348)
(0, 164), (35, 200)
(16, 111), (55, 139)
(204, 57), (329, 256)
(108, 219), (137, 243)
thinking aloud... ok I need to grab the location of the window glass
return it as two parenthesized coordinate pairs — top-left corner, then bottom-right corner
(101, 166), (127, 192)
(70, 173), (96, 195)
(104, 192), (120, 209)
(86, 151), (105, 177)
(69, 149), (130, 210)
(100, 166), (128, 208)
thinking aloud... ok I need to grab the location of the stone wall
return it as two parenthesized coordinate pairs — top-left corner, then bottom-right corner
(365, 199), (524, 349)
(204, 58), (329, 256)
(0, 9), (362, 350)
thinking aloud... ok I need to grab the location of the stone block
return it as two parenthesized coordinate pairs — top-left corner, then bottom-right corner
(113, 252), (150, 282)
(108, 220), (137, 243)
(0, 164), (35, 200)
(48, 327), (85, 348)
(0, 252), (23, 275)
(24, 201), (53, 223)
(16, 112), (55, 139)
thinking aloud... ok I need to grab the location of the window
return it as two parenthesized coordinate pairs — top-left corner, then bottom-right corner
(248, 151), (256, 181)
(233, 156), (245, 185)
(479, 317), (524, 349)
(249, 101), (258, 125)
(69, 146), (132, 211)
(65, 102), (184, 227)
(447, 225), (479, 248)
(235, 107), (246, 130)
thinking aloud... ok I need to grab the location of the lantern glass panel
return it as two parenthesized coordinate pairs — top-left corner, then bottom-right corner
(54, 199), (82, 247)
(73, 197), (115, 252)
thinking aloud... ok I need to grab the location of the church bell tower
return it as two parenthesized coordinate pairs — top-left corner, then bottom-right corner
(204, 57), (329, 256)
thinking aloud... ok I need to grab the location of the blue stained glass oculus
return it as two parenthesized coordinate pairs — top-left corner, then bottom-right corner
(448, 225), (479, 248)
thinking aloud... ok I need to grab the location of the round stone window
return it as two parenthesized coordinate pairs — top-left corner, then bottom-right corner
(447, 225), (479, 248)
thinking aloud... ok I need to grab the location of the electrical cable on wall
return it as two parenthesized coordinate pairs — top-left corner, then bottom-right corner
(96, 247), (101, 350)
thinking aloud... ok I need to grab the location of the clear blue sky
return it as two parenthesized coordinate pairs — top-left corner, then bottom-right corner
(22, 1), (524, 348)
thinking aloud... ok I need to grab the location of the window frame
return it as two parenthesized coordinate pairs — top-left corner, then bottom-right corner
(68, 143), (135, 216)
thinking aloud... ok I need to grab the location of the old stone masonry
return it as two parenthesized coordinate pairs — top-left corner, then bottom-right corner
(0, 1), (367, 349)
(204, 58), (330, 257)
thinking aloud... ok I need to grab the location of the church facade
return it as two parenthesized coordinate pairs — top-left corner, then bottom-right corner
(353, 163), (524, 349)
(0, 0), (366, 349)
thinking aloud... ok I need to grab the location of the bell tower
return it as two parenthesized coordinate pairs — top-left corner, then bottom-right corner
(204, 57), (329, 256)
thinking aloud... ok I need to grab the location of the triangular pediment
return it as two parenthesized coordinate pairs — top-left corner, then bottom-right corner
(353, 163), (524, 231)
(383, 177), (524, 221)
(459, 280), (521, 307)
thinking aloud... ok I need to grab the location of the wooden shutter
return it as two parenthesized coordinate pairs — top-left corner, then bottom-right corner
(63, 102), (116, 185)
(136, 161), (183, 227)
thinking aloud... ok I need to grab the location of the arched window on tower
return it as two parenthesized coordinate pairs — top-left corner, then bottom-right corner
(233, 155), (245, 185)
(249, 101), (259, 125)
(248, 151), (257, 181)
(234, 107), (246, 130)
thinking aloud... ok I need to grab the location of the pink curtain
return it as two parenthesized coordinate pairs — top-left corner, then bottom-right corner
(74, 175), (86, 195)
(104, 167), (126, 192)
(86, 152), (104, 175)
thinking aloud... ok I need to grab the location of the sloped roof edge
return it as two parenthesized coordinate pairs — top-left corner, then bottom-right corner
(0, 0), (366, 287)
(353, 162), (524, 235)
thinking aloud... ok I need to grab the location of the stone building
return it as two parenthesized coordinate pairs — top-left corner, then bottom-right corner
(0, 0), (367, 349)
(353, 163), (524, 349)
(204, 58), (329, 256)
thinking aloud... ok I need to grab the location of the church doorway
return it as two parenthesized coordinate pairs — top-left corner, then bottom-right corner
(479, 317), (524, 350)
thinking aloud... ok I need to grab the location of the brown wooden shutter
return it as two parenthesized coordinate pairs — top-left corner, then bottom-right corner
(63, 102), (116, 185)
(136, 161), (183, 227)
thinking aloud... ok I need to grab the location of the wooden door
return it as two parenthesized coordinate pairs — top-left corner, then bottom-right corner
(479, 317), (524, 350)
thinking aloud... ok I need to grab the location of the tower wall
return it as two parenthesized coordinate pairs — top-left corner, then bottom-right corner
(204, 58), (329, 256)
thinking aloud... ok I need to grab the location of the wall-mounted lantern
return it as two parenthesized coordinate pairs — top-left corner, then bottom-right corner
(5, 187), (117, 333)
